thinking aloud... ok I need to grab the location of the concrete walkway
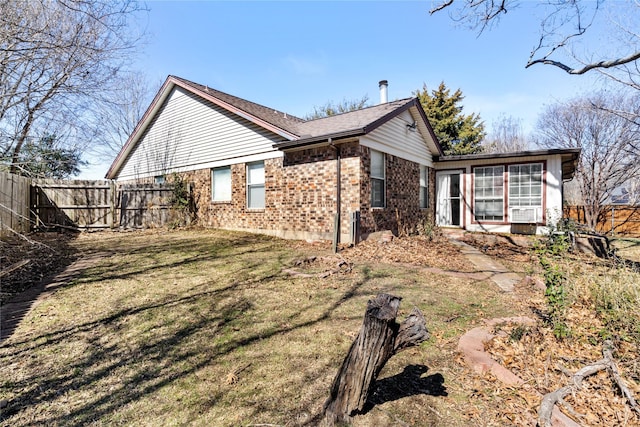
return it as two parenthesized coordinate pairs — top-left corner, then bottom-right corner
(442, 229), (521, 292)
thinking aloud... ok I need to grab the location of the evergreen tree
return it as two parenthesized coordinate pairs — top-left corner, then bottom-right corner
(6, 135), (85, 178)
(415, 82), (485, 155)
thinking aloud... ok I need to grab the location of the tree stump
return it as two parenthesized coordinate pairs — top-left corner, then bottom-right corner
(323, 293), (430, 424)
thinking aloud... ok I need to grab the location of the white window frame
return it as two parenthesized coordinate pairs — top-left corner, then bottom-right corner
(211, 166), (232, 202)
(508, 163), (543, 221)
(370, 149), (385, 208)
(473, 165), (505, 221)
(419, 165), (429, 208)
(246, 161), (265, 209)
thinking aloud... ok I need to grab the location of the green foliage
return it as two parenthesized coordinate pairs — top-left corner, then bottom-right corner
(535, 224), (573, 340)
(168, 173), (193, 229)
(539, 256), (570, 339)
(414, 82), (485, 155)
(6, 135), (85, 178)
(590, 268), (640, 345)
(170, 173), (191, 210)
(304, 95), (370, 120)
(509, 324), (529, 342)
(417, 216), (440, 241)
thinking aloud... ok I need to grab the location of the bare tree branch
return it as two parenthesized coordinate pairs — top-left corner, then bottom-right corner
(429, 0), (640, 83)
(527, 50), (640, 74)
(429, 0), (454, 15)
(0, 0), (148, 177)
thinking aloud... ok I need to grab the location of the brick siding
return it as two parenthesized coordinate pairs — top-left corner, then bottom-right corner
(170, 142), (435, 242)
(359, 146), (432, 237)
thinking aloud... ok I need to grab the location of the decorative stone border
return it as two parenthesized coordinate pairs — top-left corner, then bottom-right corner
(457, 317), (581, 427)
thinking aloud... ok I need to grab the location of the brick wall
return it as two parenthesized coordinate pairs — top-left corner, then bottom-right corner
(359, 146), (433, 237)
(171, 142), (435, 242)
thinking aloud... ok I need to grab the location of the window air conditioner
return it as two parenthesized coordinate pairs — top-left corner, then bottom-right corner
(510, 207), (538, 223)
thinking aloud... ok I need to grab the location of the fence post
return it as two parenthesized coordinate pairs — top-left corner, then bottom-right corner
(611, 206), (615, 236)
(110, 180), (117, 229)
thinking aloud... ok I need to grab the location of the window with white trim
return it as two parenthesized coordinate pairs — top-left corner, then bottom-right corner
(473, 166), (504, 221)
(247, 161), (265, 209)
(508, 163), (542, 221)
(419, 165), (429, 208)
(370, 149), (385, 208)
(211, 166), (231, 202)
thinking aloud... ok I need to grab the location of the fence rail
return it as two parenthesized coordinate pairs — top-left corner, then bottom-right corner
(564, 205), (640, 237)
(0, 173), (182, 233)
(0, 172), (31, 236)
(32, 180), (179, 230)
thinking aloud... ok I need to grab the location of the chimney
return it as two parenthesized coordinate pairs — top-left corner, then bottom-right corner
(378, 80), (388, 104)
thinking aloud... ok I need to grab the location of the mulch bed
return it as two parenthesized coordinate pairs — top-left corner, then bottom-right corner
(0, 232), (78, 305)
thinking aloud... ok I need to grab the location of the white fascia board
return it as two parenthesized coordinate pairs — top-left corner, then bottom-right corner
(360, 135), (433, 168)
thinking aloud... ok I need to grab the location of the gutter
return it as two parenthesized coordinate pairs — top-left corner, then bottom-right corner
(329, 138), (341, 253)
(274, 129), (366, 151)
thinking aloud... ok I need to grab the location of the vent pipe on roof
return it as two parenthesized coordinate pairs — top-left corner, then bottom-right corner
(379, 80), (388, 104)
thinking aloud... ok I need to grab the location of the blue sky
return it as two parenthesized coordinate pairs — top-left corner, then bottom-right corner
(83, 0), (601, 178)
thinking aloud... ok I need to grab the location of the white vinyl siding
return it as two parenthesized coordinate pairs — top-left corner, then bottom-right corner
(509, 163), (543, 208)
(474, 166), (504, 221)
(419, 165), (429, 208)
(371, 149), (385, 208)
(117, 87), (285, 180)
(211, 166), (231, 202)
(247, 161), (265, 209)
(361, 110), (435, 167)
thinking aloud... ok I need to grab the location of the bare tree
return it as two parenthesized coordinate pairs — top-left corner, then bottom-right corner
(0, 0), (147, 175)
(429, 1), (640, 81)
(483, 114), (529, 153)
(93, 71), (159, 158)
(305, 95), (370, 120)
(534, 91), (640, 229)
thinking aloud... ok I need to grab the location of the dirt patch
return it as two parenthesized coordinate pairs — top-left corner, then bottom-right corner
(342, 234), (475, 272)
(0, 232), (78, 305)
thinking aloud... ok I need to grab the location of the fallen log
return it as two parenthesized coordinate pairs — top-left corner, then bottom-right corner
(0, 259), (30, 279)
(538, 340), (640, 426)
(323, 293), (429, 424)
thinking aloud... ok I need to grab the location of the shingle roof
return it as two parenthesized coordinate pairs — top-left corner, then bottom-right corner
(173, 76), (417, 144)
(172, 76), (305, 136)
(295, 98), (414, 138)
(106, 75), (441, 179)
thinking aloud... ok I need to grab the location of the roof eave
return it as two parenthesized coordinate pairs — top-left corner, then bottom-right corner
(105, 76), (176, 179)
(173, 77), (299, 141)
(434, 147), (582, 163)
(106, 75), (300, 180)
(274, 129), (366, 150)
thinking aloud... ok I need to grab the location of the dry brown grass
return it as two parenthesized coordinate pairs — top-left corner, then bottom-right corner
(1, 229), (522, 427)
(613, 237), (640, 263)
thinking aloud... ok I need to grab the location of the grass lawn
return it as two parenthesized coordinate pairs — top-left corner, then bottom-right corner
(612, 237), (640, 263)
(0, 229), (522, 426)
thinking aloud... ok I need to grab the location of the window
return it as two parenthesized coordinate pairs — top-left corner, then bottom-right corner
(474, 166), (504, 221)
(211, 166), (231, 202)
(154, 175), (165, 184)
(247, 161), (265, 209)
(419, 165), (429, 208)
(509, 163), (542, 212)
(370, 149), (385, 208)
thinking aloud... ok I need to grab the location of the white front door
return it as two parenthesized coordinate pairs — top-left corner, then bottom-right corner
(436, 171), (462, 227)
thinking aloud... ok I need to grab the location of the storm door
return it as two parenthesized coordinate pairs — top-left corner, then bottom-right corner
(436, 171), (462, 227)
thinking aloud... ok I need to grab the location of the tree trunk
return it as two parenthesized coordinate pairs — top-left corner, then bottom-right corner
(323, 293), (429, 424)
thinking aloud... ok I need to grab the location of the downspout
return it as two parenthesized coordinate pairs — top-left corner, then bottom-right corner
(330, 138), (341, 253)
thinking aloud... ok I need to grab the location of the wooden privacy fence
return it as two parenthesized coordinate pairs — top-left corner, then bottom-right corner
(564, 205), (640, 237)
(0, 172), (31, 236)
(31, 179), (180, 230)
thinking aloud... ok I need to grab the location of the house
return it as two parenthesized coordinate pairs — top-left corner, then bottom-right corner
(106, 75), (580, 242)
